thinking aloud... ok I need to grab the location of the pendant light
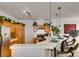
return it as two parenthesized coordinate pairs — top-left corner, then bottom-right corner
(55, 13), (58, 26)
(49, 1), (52, 26)
(57, 7), (62, 27)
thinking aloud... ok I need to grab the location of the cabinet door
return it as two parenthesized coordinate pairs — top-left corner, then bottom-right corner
(15, 24), (25, 44)
(2, 21), (10, 27)
(44, 26), (50, 32)
(10, 23), (15, 33)
(21, 30), (25, 43)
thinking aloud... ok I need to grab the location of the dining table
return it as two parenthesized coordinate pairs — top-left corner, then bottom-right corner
(37, 36), (65, 57)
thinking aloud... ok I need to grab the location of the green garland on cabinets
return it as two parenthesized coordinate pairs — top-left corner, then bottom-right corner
(0, 16), (25, 26)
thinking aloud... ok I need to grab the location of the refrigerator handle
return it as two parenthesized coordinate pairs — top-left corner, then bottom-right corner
(0, 34), (2, 57)
(0, 35), (2, 46)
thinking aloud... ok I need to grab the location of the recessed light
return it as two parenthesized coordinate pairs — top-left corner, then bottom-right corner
(23, 10), (26, 14)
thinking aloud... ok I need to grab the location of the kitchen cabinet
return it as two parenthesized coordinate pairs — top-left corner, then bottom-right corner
(32, 25), (50, 44)
(33, 25), (50, 33)
(15, 24), (25, 44)
(1, 21), (10, 27)
(44, 25), (50, 33)
(10, 23), (16, 34)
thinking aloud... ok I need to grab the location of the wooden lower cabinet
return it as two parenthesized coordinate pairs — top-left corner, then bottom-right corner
(1, 40), (11, 57)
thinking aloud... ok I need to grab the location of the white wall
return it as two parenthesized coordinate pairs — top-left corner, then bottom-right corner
(22, 20), (34, 43)
(57, 16), (79, 36)
(21, 19), (50, 43)
(0, 10), (18, 21)
(22, 16), (79, 44)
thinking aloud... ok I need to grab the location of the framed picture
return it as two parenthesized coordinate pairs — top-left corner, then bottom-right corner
(64, 24), (76, 34)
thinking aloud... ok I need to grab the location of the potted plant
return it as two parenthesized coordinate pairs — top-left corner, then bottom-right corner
(51, 26), (60, 36)
(10, 19), (15, 24)
(51, 26), (61, 42)
(0, 16), (6, 21)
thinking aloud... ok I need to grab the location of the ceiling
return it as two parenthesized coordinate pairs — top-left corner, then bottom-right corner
(0, 2), (79, 20)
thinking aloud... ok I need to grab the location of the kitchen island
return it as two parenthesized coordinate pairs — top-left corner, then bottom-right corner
(10, 39), (65, 57)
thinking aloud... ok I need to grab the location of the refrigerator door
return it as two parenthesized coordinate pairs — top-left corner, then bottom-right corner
(1, 26), (11, 45)
(1, 26), (11, 56)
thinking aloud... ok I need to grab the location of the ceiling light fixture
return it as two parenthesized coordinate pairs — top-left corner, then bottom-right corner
(23, 9), (29, 15)
(49, 1), (51, 21)
(56, 13), (58, 26)
(58, 7), (62, 27)
(22, 8), (33, 19)
(49, 1), (52, 26)
(23, 10), (26, 14)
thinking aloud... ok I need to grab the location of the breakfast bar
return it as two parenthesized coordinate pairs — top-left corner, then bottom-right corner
(10, 38), (65, 57)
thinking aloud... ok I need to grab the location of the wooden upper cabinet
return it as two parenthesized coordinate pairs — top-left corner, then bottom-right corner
(10, 23), (16, 33)
(2, 21), (10, 27)
(44, 25), (50, 32)
(15, 24), (25, 44)
(15, 24), (25, 31)
(34, 25), (50, 33)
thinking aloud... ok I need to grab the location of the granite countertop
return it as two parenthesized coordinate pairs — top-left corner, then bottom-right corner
(10, 37), (65, 50)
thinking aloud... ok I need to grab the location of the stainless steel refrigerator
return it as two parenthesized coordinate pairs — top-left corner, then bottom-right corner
(0, 26), (11, 57)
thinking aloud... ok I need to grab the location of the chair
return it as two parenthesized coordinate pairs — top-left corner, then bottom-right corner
(61, 40), (68, 52)
(68, 30), (78, 45)
(57, 40), (79, 57)
(63, 35), (69, 40)
(63, 35), (76, 46)
(63, 30), (78, 46)
(68, 43), (79, 56)
(57, 30), (78, 57)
